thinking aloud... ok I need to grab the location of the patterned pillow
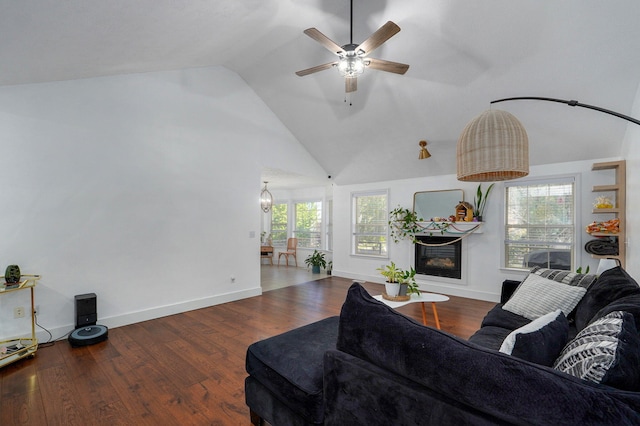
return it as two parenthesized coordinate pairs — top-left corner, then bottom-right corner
(503, 273), (587, 320)
(528, 266), (598, 289)
(553, 311), (640, 391)
(499, 309), (569, 366)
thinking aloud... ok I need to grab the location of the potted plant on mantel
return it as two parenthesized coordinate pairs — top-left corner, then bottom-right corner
(304, 250), (327, 274)
(376, 261), (420, 298)
(473, 183), (494, 222)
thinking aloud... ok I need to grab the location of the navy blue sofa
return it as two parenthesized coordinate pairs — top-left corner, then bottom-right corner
(245, 267), (640, 425)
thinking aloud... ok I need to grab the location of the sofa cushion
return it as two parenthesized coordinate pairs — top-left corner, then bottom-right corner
(554, 311), (640, 391)
(574, 266), (640, 331)
(499, 309), (569, 366)
(503, 273), (586, 320)
(480, 303), (531, 330)
(468, 326), (513, 351)
(337, 283), (640, 424)
(245, 316), (339, 424)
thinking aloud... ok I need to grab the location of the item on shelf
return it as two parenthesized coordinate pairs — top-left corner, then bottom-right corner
(4, 265), (21, 283)
(585, 239), (619, 256)
(585, 218), (619, 235)
(593, 196), (613, 209)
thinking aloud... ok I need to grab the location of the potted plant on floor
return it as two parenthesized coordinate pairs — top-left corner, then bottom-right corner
(304, 250), (327, 274)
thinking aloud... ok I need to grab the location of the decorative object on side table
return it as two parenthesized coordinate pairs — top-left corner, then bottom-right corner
(304, 250), (326, 274)
(4, 265), (21, 287)
(376, 261), (420, 300)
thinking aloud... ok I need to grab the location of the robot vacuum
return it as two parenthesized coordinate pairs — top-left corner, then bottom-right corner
(68, 324), (109, 347)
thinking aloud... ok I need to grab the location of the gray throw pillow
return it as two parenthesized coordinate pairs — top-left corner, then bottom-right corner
(503, 274), (586, 320)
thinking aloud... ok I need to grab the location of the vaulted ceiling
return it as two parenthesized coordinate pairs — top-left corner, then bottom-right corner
(2, 0), (640, 187)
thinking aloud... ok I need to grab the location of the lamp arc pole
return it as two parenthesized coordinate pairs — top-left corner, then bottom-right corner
(490, 97), (640, 127)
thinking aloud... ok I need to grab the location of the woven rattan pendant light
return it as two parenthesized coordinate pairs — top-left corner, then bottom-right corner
(457, 109), (529, 182)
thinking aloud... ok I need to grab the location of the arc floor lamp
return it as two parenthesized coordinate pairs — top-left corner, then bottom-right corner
(457, 97), (640, 182)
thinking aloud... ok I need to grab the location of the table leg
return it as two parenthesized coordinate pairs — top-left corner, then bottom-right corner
(431, 302), (441, 330)
(420, 302), (427, 326)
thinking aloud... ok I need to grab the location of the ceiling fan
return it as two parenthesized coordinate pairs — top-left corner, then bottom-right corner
(295, 0), (409, 93)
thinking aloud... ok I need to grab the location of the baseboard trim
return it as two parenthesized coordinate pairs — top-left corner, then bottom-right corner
(35, 286), (263, 342)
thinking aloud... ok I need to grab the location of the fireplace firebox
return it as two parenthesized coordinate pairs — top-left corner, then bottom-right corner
(414, 235), (462, 279)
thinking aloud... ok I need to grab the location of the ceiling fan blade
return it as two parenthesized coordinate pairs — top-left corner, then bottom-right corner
(357, 21), (401, 56)
(346, 77), (357, 93)
(295, 62), (338, 77)
(366, 58), (410, 75)
(303, 28), (345, 55)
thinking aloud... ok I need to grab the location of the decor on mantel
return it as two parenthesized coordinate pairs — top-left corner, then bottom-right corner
(473, 183), (494, 222)
(418, 140), (431, 159)
(457, 96), (640, 182)
(260, 181), (273, 213)
(388, 206), (481, 247)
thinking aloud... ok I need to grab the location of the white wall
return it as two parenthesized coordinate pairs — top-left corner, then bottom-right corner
(621, 83), (640, 279)
(0, 66), (326, 341)
(333, 158), (627, 302)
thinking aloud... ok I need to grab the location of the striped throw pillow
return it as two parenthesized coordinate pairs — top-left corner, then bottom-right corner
(503, 273), (586, 320)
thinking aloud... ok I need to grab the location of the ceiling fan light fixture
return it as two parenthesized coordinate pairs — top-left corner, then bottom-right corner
(337, 56), (365, 77)
(457, 109), (529, 182)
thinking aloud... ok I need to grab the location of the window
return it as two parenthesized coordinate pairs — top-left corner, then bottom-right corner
(352, 191), (388, 257)
(505, 177), (576, 270)
(295, 201), (322, 248)
(270, 203), (288, 247)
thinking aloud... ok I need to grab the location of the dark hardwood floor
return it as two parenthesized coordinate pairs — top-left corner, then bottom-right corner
(0, 277), (495, 425)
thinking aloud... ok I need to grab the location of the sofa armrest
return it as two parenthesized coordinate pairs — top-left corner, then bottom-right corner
(501, 279), (521, 303)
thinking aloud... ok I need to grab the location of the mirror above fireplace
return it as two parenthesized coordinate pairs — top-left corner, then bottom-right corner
(413, 189), (464, 221)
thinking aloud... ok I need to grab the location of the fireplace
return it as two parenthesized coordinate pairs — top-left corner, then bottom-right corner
(414, 235), (462, 279)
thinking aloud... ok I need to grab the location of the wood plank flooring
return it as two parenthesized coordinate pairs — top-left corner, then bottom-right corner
(0, 277), (495, 425)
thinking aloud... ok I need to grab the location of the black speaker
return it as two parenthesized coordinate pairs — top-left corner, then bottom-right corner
(75, 293), (97, 328)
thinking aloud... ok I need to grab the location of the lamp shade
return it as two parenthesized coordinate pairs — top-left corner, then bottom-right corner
(457, 109), (529, 182)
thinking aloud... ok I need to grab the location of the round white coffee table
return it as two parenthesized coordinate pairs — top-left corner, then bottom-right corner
(373, 293), (450, 329)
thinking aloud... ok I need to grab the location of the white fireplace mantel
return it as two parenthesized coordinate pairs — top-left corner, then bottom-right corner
(415, 221), (483, 235)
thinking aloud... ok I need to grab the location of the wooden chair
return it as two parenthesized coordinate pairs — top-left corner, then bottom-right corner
(278, 238), (298, 267)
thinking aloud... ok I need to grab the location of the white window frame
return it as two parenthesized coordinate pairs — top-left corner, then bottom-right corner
(502, 175), (580, 271)
(351, 189), (389, 258)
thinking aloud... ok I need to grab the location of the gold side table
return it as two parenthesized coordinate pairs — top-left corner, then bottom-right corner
(0, 274), (41, 368)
